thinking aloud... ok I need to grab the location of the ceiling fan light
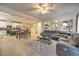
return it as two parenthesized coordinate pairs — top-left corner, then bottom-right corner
(41, 10), (49, 14)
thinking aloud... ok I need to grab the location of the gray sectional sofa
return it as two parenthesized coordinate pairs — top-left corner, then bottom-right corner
(56, 41), (79, 56)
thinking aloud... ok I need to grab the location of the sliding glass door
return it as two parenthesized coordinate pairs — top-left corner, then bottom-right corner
(76, 14), (79, 33)
(77, 17), (79, 33)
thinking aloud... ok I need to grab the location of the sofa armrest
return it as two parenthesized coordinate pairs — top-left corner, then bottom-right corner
(56, 41), (79, 56)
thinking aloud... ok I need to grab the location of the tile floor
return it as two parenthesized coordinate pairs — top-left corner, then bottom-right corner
(0, 35), (57, 56)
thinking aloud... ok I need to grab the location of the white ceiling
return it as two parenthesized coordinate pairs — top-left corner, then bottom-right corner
(0, 3), (79, 21)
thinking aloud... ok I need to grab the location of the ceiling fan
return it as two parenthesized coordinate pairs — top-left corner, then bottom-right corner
(38, 3), (55, 14)
(25, 3), (55, 14)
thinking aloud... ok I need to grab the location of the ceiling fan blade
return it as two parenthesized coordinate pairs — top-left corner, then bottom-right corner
(48, 9), (57, 12)
(25, 8), (40, 11)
